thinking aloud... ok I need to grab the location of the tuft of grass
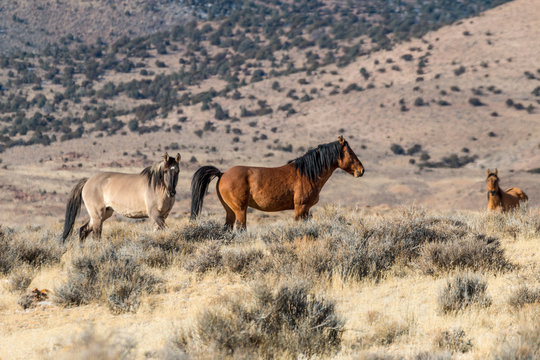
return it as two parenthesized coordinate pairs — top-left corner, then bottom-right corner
(433, 328), (473, 353)
(222, 247), (264, 274)
(0, 228), (65, 274)
(418, 234), (510, 274)
(137, 230), (195, 268)
(260, 219), (328, 243)
(413, 352), (452, 360)
(179, 219), (235, 243)
(475, 208), (540, 240)
(438, 272), (492, 313)
(370, 320), (409, 346)
(55, 241), (162, 313)
(184, 242), (223, 274)
(8, 264), (35, 292)
(508, 285), (540, 308)
(171, 283), (343, 358)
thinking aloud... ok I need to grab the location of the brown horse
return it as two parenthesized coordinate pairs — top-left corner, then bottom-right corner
(190, 136), (364, 229)
(62, 153), (181, 241)
(486, 169), (528, 212)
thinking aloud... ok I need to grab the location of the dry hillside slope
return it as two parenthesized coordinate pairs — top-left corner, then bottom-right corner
(0, 0), (192, 54)
(0, 0), (539, 225)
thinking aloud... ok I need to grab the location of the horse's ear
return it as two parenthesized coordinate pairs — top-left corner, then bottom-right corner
(494, 168), (498, 176)
(337, 135), (345, 145)
(487, 169), (491, 176)
(163, 152), (169, 162)
(175, 153), (181, 163)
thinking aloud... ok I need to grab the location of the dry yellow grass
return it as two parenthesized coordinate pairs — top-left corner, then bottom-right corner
(0, 206), (538, 359)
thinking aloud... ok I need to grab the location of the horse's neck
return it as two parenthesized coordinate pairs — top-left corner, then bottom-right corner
(316, 164), (338, 189)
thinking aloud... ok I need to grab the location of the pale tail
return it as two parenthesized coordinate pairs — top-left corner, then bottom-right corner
(190, 166), (222, 219)
(62, 178), (88, 242)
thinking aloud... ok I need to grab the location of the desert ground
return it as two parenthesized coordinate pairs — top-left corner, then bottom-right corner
(1, 207), (539, 359)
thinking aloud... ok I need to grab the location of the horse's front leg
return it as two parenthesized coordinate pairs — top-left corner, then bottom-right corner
(294, 204), (311, 221)
(149, 209), (167, 230)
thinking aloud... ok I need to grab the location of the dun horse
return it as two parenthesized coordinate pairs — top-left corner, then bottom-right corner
(486, 169), (528, 212)
(191, 136), (364, 229)
(62, 153), (181, 241)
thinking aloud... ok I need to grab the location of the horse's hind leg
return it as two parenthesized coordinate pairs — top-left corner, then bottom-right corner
(86, 206), (112, 240)
(217, 187), (236, 230)
(79, 221), (91, 241)
(232, 207), (247, 230)
(222, 193), (247, 230)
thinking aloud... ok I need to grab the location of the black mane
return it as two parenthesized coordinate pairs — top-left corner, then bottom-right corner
(140, 162), (165, 189)
(288, 141), (344, 182)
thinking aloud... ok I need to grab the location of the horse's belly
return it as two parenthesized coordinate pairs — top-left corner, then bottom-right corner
(105, 197), (147, 218)
(248, 196), (294, 212)
(115, 209), (148, 218)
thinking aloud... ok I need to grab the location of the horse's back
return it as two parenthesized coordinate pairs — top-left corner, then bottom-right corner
(222, 165), (294, 186)
(85, 172), (143, 195)
(505, 187), (528, 201)
(83, 172), (149, 216)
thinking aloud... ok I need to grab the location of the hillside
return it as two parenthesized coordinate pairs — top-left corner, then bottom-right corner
(0, 0), (539, 225)
(0, 0), (192, 55)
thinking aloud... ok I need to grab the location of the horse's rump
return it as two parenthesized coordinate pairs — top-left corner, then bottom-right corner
(505, 187), (528, 201)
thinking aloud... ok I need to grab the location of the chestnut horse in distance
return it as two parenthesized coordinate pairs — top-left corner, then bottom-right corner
(486, 169), (528, 212)
(62, 153), (181, 241)
(191, 136), (364, 229)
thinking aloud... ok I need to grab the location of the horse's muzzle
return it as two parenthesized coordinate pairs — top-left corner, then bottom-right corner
(354, 169), (364, 178)
(167, 191), (176, 198)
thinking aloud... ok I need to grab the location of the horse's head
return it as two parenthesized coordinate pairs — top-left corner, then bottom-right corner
(336, 135), (364, 178)
(486, 168), (499, 196)
(163, 152), (181, 198)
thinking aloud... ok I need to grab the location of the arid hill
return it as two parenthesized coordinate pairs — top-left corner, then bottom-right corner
(0, 0), (539, 225)
(0, 0), (192, 54)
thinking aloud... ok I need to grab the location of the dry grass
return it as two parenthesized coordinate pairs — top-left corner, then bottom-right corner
(0, 206), (539, 359)
(50, 326), (137, 360)
(492, 306), (540, 360)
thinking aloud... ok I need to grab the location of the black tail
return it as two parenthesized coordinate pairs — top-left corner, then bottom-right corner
(62, 178), (88, 242)
(190, 166), (223, 219)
